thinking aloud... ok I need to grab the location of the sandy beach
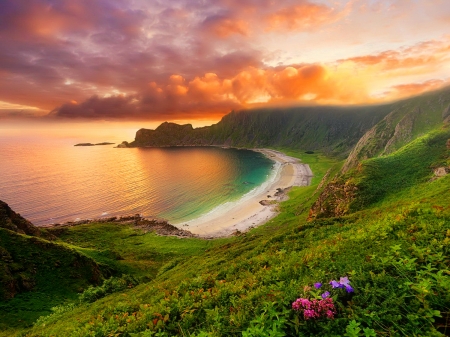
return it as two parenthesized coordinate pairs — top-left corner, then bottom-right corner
(175, 149), (313, 238)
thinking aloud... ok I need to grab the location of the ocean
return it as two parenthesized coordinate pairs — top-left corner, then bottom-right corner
(0, 129), (274, 226)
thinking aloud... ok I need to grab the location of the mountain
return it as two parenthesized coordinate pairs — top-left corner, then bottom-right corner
(123, 86), (450, 162)
(124, 105), (394, 157)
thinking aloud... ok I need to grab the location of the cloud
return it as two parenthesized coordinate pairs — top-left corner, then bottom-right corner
(265, 2), (341, 31)
(50, 62), (375, 120)
(381, 79), (449, 100)
(201, 15), (250, 38)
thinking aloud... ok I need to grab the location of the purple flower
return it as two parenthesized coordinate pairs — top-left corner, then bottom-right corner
(339, 277), (350, 286)
(330, 280), (342, 288)
(345, 285), (354, 293)
(321, 291), (330, 299)
(314, 282), (322, 289)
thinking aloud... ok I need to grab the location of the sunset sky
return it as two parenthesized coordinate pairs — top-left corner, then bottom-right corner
(1, 0), (450, 127)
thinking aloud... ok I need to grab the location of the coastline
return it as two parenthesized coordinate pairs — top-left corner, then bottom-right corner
(174, 149), (313, 238)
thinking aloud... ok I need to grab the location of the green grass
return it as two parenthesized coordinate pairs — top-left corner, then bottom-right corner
(52, 223), (229, 279)
(350, 128), (450, 211)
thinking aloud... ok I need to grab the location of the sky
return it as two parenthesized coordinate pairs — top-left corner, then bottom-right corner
(1, 0), (450, 127)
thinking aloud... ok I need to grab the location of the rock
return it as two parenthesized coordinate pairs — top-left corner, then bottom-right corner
(434, 167), (449, 177)
(0, 200), (41, 236)
(115, 141), (129, 148)
(134, 218), (197, 237)
(259, 200), (273, 206)
(446, 139), (450, 149)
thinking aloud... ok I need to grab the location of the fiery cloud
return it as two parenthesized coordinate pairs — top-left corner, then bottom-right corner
(266, 2), (341, 31)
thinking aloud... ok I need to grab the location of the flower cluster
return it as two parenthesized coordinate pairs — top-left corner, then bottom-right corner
(292, 297), (336, 320)
(291, 276), (354, 320)
(329, 276), (354, 293)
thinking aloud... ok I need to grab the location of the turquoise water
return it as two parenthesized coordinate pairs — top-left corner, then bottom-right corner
(0, 132), (274, 226)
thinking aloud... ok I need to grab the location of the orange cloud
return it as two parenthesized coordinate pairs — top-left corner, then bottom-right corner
(382, 79), (449, 100)
(266, 2), (341, 31)
(203, 17), (250, 38)
(340, 38), (450, 72)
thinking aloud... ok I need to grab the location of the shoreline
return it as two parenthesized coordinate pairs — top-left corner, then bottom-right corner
(39, 148), (313, 239)
(174, 149), (313, 238)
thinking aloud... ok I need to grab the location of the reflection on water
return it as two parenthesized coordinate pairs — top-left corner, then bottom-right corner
(0, 132), (273, 226)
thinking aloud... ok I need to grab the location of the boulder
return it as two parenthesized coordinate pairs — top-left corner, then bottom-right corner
(434, 167), (449, 177)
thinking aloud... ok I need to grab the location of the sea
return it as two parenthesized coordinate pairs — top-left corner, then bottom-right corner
(0, 127), (274, 226)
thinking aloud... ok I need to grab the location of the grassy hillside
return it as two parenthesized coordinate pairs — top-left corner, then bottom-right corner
(343, 86), (450, 172)
(0, 229), (112, 334)
(309, 127), (450, 219)
(2, 129), (448, 336)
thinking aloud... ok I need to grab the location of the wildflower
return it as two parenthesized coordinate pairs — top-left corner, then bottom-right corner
(303, 309), (318, 320)
(339, 277), (350, 286)
(321, 291), (330, 299)
(329, 280), (342, 288)
(314, 282), (322, 289)
(345, 285), (354, 293)
(326, 310), (335, 319)
(300, 298), (311, 308)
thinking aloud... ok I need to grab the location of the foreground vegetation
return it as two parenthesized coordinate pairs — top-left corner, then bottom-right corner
(1, 127), (449, 336)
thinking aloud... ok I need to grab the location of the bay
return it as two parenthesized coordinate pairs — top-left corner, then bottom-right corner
(0, 130), (273, 226)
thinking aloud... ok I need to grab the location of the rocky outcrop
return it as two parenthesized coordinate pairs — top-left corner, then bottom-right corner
(131, 122), (199, 147)
(308, 179), (358, 220)
(134, 218), (196, 237)
(0, 200), (41, 236)
(434, 167), (449, 177)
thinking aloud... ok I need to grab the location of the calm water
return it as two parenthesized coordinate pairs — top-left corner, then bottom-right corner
(0, 131), (273, 226)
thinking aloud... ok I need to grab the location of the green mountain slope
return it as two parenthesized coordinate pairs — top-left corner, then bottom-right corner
(342, 86), (450, 172)
(0, 202), (113, 332)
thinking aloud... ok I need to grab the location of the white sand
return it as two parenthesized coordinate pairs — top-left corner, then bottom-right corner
(174, 149), (313, 238)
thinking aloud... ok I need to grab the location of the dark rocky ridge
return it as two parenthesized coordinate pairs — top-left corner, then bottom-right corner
(0, 200), (41, 237)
